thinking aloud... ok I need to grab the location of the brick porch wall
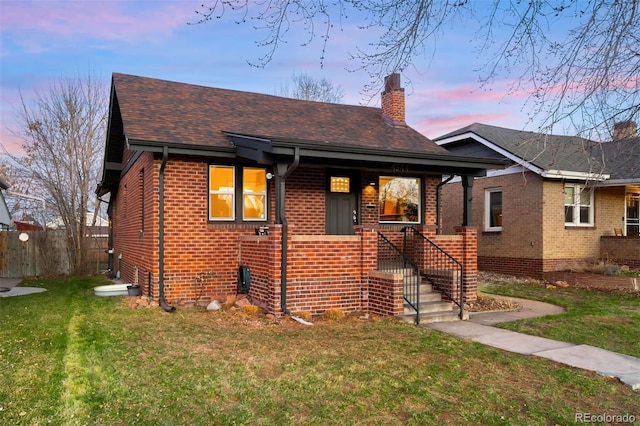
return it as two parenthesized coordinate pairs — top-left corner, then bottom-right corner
(368, 271), (404, 316)
(239, 225), (380, 317)
(601, 236), (640, 269)
(417, 226), (478, 303)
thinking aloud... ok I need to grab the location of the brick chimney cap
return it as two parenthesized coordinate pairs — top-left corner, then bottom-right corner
(384, 73), (402, 92)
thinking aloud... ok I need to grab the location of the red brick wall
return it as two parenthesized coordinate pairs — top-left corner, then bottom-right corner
(286, 167), (325, 234)
(111, 152), (475, 313)
(112, 151), (157, 294)
(239, 229), (281, 314)
(368, 271), (404, 316)
(239, 226), (381, 317)
(286, 235), (363, 315)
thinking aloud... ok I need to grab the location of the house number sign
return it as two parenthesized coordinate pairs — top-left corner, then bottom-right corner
(391, 164), (409, 173)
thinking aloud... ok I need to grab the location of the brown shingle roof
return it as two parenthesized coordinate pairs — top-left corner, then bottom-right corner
(112, 73), (447, 155)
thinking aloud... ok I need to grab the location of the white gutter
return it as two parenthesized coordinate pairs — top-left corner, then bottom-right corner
(541, 169), (610, 181)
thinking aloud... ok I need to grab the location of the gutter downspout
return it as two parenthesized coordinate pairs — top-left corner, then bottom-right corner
(276, 147), (300, 317)
(158, 146), (176, 313)
(436, 175), (454, 235)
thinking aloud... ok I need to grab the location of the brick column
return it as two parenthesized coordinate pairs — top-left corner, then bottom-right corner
(269, 225), (283, 316)
(455, 226), (478, 303)
(356, 226), (377, 313)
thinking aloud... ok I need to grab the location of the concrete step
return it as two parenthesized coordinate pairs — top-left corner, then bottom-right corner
(406, 291), (442, 303)
(417, 283), (434, 293)
(397, 310), (463, 324)
(404, 300), (453, 315)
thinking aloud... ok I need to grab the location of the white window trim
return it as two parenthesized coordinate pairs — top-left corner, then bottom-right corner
(484, 188), (503, 232)
(564, 184), (594, 227)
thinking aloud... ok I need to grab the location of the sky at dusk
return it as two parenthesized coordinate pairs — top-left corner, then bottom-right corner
(0, 0), (536, 156)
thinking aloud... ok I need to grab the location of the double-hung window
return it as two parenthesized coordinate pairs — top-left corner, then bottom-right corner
(209, 166), (267, 222)
(564, 184), (593, 226)
(484, 188), (502, 231)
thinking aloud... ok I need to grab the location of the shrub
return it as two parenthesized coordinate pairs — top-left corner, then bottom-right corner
(241, 304), (259, 316)
(322, 308), (345, 321)
(293, 311), (312, 322)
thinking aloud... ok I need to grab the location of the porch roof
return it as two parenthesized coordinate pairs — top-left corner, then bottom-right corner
(98, 73), (506, 195)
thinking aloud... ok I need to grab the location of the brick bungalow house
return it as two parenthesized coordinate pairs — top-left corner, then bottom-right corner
(435, 122), (640, 279)
(96, 73), (504, 323)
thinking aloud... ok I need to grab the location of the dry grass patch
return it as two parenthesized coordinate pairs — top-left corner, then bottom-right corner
(241, 304), (260, 316)
(321, 308), (346, 321)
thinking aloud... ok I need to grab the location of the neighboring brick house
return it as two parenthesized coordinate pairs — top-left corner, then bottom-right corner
(435, 122), (640, 279)
(96, 73), (503, 322)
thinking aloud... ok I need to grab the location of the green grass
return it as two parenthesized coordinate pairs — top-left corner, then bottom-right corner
(0, 275), (638, 425)
(480, 275), (640, 358)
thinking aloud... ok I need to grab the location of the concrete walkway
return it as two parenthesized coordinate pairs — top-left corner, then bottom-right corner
(0, 277), (47, 297)
(427, 295), (640, 391)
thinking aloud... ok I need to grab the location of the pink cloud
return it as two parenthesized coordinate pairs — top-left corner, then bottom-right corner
(416, 113), (513, 139)
(414, 81), (531, 103)
(0, 1), (195, 43)
(0, 127), (23, 156)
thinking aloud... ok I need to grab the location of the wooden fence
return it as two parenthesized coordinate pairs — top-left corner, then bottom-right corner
(0, 230), (109, 278)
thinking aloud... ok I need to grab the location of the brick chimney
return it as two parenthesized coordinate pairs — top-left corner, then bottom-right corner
(381, 73), (405, 127)
(613, 121), (638, 140)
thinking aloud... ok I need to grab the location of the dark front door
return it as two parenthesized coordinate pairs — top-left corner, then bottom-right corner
(326, 192), (357, 235)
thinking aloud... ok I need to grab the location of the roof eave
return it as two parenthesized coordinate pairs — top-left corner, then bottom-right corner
(127, 139), (236, 158)
(541, 169), (610, 181)
(595, 178), (640, 187)
(228, 132), (507, 173)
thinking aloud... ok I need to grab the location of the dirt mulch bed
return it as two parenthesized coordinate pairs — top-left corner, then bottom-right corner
(466, 293), (522, 313)
(543, 271), (639, 293)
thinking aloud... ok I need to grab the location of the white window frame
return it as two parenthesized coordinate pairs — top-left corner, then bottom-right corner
(564, 184), (594, 227)
(484, 188), (503, 232)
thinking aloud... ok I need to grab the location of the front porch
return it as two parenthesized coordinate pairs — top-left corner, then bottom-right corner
(239, 224), (478, 323)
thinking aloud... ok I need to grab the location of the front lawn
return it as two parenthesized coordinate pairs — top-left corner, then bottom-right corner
(0, 275), (638, 425)
(479, 273), (640, 358)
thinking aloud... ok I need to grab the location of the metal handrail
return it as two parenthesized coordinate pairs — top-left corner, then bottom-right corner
(401, 227), (465, 319)
(377, 231), (422, 324)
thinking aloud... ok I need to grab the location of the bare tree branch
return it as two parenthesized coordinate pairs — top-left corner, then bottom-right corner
(193, 0), (638, 135)
(2, 72), (107, 273)
(278, 72), (345, 102)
